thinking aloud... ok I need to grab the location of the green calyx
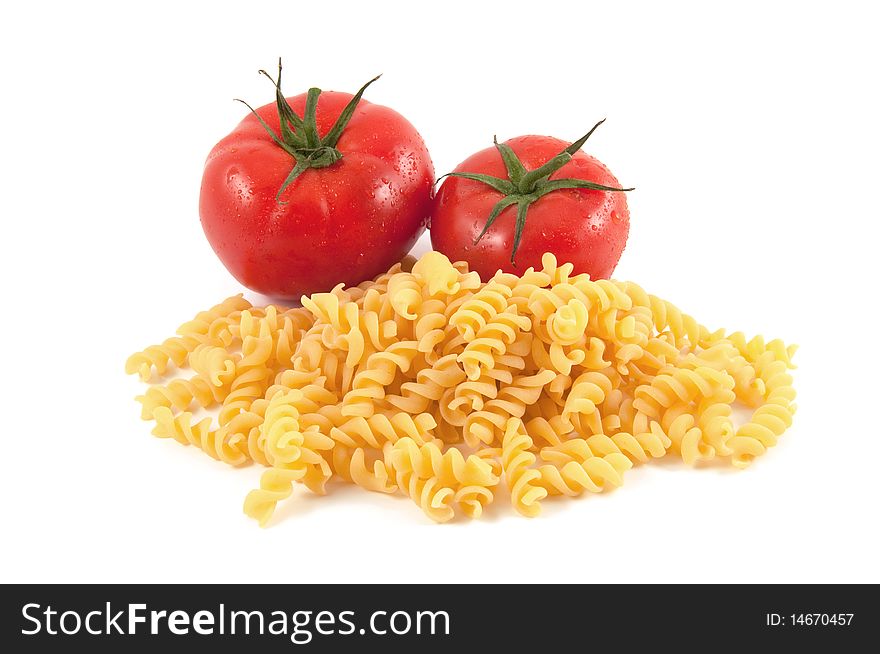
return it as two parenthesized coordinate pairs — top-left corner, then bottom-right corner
(444, 119), (634, 264)
(235, 59), (380, 201)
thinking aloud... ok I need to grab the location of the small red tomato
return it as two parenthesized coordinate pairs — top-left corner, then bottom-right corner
(430, 120), (632, 280)
(200, 61), (434, 299)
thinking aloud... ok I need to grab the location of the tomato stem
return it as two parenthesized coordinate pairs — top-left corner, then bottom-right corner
(517, 152), (572, 194)
(565, 118), (607, 156)
(236, 60), (381, 201)
(494, 136), (526, 185)
(447, 120), (634, 264)
(302, 88), (322, 148)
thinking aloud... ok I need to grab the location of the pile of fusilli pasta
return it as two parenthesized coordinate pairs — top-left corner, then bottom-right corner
(127, 251), (797, 524)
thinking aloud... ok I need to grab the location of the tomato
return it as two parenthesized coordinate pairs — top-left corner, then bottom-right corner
(200, 62), (434, 299)
(429, 122), (631, 281)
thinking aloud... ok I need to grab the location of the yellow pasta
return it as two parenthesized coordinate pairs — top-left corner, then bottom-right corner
(328, 444), (397, 494)
(501, 418), (547, 517)
(188, 344), (238, 387)
(127, 250), (797, 525)
(126, 295), (251, 382)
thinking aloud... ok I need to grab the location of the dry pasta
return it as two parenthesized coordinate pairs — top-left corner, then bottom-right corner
(127, 251), (797, 525)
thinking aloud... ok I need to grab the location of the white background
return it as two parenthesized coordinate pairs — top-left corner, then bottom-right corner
(2, 0), (878, 584)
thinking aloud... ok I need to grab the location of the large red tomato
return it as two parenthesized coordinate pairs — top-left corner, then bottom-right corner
(200, 63), (434, 299)
(430, 122), (631, 281)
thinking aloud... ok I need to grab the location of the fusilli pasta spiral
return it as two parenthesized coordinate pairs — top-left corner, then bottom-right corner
(128, 251), (797, 525)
